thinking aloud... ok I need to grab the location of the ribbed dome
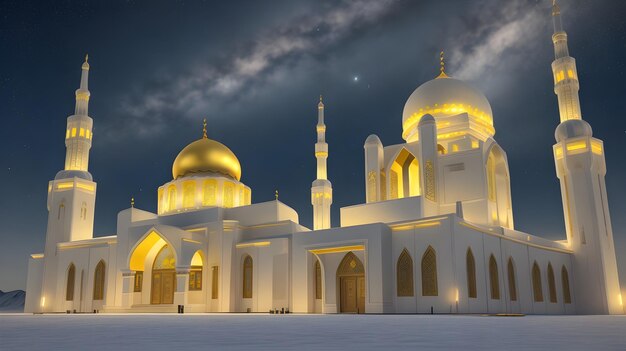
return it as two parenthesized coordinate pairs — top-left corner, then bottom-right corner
(172, 137), (241, 180)
(402, 76), (493, 141)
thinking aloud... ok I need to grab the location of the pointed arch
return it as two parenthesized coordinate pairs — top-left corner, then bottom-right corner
(561, 266), (571, 304)
(532, 261), (543, 302)
(66, 263), (76, 301)
(486, 144), (513, 228)
(337, 252), (365, 276)
(466, 248), (477, 298)
(489, 255), (500, 300)
(127, 229), (178, 272)
(397, 249), (414, 297)
(93, 260), (106, 300)
(189, 250), (203, 291)
(507, 258), (517, 301)
(315, 259), (322, 300)
(547, 263), (557, 303)
(388, 148), (420, 200)
(242, 255), (253, 298)
(166, 184), (177, 212)
(421, 246), (438, 296)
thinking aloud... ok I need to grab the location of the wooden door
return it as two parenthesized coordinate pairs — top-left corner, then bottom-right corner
(340, 277), (358, 313)
(162, 272), (175, 304)
(151, 272), (162, 304)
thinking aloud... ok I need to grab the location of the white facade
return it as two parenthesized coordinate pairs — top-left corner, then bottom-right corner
(25, 3), (623, 315)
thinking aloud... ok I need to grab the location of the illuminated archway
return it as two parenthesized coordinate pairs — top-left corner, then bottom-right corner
(388, 148), (420, 199)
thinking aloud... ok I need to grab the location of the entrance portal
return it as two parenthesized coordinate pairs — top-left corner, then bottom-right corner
(337, 252), (365, 313)
(151, 245), (176, 304)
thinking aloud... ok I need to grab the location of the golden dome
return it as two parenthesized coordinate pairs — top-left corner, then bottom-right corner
(172, 136), (241, 181)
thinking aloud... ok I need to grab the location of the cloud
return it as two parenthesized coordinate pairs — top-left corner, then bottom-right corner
(449, 0), (548, 81)
(113, 0), (401, 139)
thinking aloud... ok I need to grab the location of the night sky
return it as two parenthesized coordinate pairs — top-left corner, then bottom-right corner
(1, 0), (626, 292)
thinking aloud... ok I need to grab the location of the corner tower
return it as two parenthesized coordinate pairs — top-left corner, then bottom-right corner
(311, 96), (332, 230)
(550, 1), (622, 314)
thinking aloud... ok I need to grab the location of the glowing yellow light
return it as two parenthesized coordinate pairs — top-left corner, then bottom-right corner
(40, 297), (45, 307)
(402, 102), (494, 140)
(71, 128), (77, 137)
(567, 69), (574, 79)
(471, 140), (479, 149)
(392, 221), (441, 231)
(591, 140), (603, 155)
(316, 125), (326, 133)
(190, 251), (203, 266)
(455, 288), (459, 302)
(79, 128), (85, 137)
(129, 231), (163, 271)
(86, 129), (91, 139)
(315, 151), (328, 158)
(451, 144), (459, 152)
(236, 241), (271, 249)
(66, 129), (70, 139)
(555, 146), (563, 159)
(619, 293), (623, 306)
(76, 182), (95, 191)
(56, 182), (74, 190)
(566, 140), (587, 153)
(30, 253), (44, 259)
(310, 245), (365, 255)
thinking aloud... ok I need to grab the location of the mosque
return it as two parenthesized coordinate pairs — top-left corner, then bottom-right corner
(24, 2), (623, 315)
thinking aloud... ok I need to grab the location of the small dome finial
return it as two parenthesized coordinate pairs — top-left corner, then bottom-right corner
(202, 118), (208, 139)
(130, 196), (135, 208)
(275, 189), (279, 200)
(85, 54), (89, 63)
(437, 50), (448, 79)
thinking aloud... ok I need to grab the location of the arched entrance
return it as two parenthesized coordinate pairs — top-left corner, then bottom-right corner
(337, 252), (365, 314)
(151, 245), (176, 304)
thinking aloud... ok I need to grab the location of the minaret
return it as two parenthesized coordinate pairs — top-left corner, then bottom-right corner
(550, 2), (622, 314)
(311, 95), (332, 230)
(551, 0), (582, 122)
(37, 56), (98, 312)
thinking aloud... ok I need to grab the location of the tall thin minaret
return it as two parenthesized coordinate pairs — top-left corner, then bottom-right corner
(36, 56), (98, 312)
(550, 2), (622, 314)
(551, 0), (582, 122)
(311, 95), (332, 230)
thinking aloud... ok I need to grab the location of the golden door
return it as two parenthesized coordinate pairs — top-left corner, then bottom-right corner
(340, 276), (365, 313)
(151, 270), (176, 304)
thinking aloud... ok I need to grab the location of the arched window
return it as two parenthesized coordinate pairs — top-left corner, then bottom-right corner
(486, 146), (512, 228)
(437, 144), (446, 155)
(489, 255), (500, 300)
(315, 260), (322, 300)
(532, 262), (543, 302)
(58, 203), (65, 220)
(93, 260), (106, 300)
(562, 266), (571, 304)
(397, 249), (414, 297)
(466, 248), (477, 298)
(389, 148), (420, 200)
(167, 185), (177, 212)
(421, 246), (438, 296)
(182, 181), (196, 209)
(203, 179), (217, 206)
(189, 251), (203, 291)
(507, 258), (517, 301)
(224, 182), (235, 208)
(66, 263), (75, 301)
(547, 263), (557, 303)
(242, 255), (253, 298)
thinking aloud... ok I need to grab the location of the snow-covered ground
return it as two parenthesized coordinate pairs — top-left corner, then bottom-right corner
(0, 314), (625, 350)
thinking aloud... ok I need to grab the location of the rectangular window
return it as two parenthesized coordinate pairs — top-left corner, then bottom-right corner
(86, 129), (91, 139)
(567, 69), (574, 79)
(66, 129), (70, 139)
(212, 266), (219, 299)
(134, 271), (143, 292)
(189, 268), (202, 291)
(79, 128), (85, 137)
(71, 128), (77, 137)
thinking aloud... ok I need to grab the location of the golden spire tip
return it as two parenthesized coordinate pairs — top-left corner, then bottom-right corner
(85, 54), (89, 63)
(437, 50), (448, 79)
(275, 189), (279, 200)
(202, 118), (208, 139)
(131, 197), (134, 208)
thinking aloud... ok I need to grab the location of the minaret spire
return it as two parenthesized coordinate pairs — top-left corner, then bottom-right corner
(550, 1), (581, 122)
(436, 50), (448, 79)
(311, 95), (332, 230)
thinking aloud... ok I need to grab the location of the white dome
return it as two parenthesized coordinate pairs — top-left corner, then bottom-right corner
(402, 77), (494, 141)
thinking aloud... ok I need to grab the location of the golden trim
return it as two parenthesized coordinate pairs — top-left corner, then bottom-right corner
(310, 245), (365, 255)
(236, 241), (271, 248)
(31, 253), (44, 259)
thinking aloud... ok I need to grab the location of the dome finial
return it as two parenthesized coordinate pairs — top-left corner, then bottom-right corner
(130, 196), (135, 208)
(202, 118), (208, 139)
(275, 189), (279, 200)
(437, 50), (448, 79)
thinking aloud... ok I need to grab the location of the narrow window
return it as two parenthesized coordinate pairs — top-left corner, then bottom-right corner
(242, 255), (253, 298)
(466, 249), (477, 298)
(562, 266), (571, 304)
(58, 203), (65, 220)
(66, 263), (75, 301)
(507, 258), (517, 301)
(421, 246), (438, 296)
(93, 260), (106, 300)
(189, 267), (202, 291)
(212, 266), (219, 299)
(79, 128), (85, 137)
(167, 185), (177, 212)
(397, 249), (414, 297)
(315, 260), (322, 300)
(489, 255), (500, 300)
(134, 271), (143, 292)
(183, 181), (196, 209)
(532, 262), (543, 302)
(548, 263), (557, 303)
